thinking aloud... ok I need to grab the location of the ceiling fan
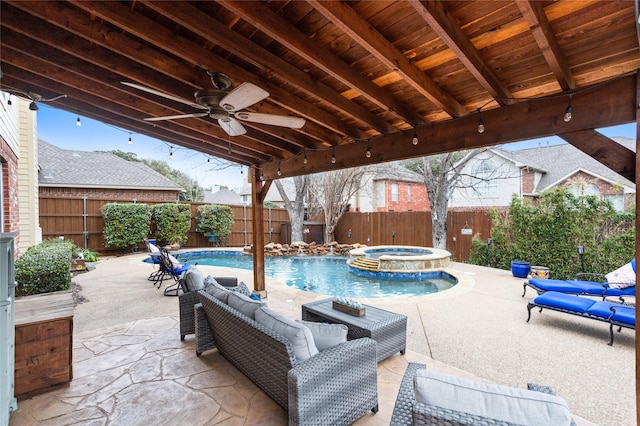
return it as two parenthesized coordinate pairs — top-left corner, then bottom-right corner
(5, 89), (66, 111)
(122, 71), (305, 136)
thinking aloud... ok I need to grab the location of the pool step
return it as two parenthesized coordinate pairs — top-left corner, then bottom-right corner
(349, 257), (380, 271)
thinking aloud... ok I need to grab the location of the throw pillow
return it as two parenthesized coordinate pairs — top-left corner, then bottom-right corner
(413, 369), (573, 426)
(183, 267), (204, 292)
(256, 307), (319, 361)
(232, 281), (252, 297)
(227, 291), (264, 319)
(606, 261), (636, 289)
(296, 320), (348, 351)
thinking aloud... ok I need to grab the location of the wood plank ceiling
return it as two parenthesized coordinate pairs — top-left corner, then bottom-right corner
(1, 1), (639, 182)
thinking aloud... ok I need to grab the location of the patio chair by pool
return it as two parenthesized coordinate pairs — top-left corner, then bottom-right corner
(523, 259), (636, 298)
(526, 291), (635, 345)
(145, 240), (165, 283)
(156, 248), (192, 296)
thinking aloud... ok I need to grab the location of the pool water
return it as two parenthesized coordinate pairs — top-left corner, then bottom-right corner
(178, 251), (457, 298)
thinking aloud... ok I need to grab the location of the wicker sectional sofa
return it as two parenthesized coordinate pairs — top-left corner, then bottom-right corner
(195, 289), (379, 425)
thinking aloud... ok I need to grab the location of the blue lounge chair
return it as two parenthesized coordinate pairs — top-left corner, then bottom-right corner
(523, 259), (636, 298)
(526, 291), (635, 345)
(523, 278), (635, 298)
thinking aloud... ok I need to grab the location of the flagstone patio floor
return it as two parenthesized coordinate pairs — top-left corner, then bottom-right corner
(8, 251), (635, 425)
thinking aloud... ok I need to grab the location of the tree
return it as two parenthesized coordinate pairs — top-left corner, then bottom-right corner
(307, 167), (371, 243)
(405, 150), (482, 249)
(275, 176), (308, 243)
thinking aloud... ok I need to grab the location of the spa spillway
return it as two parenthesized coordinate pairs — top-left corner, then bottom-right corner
(347, 245), (452, 279)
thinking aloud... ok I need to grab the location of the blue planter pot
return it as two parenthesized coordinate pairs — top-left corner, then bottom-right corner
(511, 261), (530, 278)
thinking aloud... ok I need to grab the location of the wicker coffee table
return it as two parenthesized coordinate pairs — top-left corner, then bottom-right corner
(302, 298), (407, 362)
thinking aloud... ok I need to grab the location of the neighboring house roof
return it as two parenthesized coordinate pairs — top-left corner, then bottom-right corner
(38, 140), (184, 191)
(498, 137), (635, 192)
(204, 188), (243, 205)
(371, 162), (424, 183)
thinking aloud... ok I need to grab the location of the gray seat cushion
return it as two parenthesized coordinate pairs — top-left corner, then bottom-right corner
(183, 267), (204, 292)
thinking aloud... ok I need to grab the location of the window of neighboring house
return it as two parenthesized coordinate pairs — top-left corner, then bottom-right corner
(604, 193), (624, 211)
(407, 185), (412, 201)
(391, 183), (399, 202)
(568, 183), (599, 197)
(471, 159), (498, 197)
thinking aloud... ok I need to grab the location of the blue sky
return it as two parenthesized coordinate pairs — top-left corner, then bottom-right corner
(37, 106), (635, 190)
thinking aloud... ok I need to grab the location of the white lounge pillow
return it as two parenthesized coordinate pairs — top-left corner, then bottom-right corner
(256, 307), (318, 361)
(296, 320), (348, 351)
(227, 291), (264, 319)
(606, 261), (636, 289)
(413, 370), (573, 426)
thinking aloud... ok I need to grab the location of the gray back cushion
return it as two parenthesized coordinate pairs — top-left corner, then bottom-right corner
(183, 267), (204, 292)
(227, 291), (264, 319)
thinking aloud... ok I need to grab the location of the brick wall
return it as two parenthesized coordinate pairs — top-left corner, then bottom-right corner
(378, 181), (430, 212)
(39, 187), (179, 202)
(0, 137), (20, 239)
(521, 168), (535, 194)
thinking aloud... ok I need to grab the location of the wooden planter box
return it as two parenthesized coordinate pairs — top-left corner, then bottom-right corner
(14, 291), (74, 400)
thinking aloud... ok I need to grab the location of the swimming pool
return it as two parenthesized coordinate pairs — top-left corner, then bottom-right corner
(177, 251), (457, 298)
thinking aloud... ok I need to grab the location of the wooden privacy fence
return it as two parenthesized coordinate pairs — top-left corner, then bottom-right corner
(38, 195), (492, 261)
(38, 196), (290, 254)
(334, 210), (493, 262)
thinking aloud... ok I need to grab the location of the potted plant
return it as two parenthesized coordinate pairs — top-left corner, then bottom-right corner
(196, 204), (234, 246)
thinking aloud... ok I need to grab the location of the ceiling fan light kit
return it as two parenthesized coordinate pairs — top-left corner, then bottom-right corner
(123, 72), (305, 137)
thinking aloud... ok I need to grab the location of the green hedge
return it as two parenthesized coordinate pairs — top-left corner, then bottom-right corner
(468, 188), (635, 279)
(102, 203), (151, 251)
(196, 204), (234, 244)
(151, 203), (192, 246)
(15, 239), (74, 297)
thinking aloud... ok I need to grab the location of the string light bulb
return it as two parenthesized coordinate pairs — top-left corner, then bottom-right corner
(169, 147), (173, 160)
(331, 148), (336, 164)
(7, 95), (11, 106)
(563, 96), (573, 122)
(366, 144), (371, 158)
(277, 165), (282, 176)
(303, 150), (308, 165)
(477, 108), (485, 133)
(76, 116), (81, 127)
(128, 135), (132, 145)
(412, 130), (418, 145)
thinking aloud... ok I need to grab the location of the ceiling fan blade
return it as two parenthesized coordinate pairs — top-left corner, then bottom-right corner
(144, 112), (208, 122)
(219, 82), (269, 112)
(122, 82), (207, 110)
(234, 112), (305, 129)
(218, 117), (247, 136)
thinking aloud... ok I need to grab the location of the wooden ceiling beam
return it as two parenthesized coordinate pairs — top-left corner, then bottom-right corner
(218, 0), (425, 127)
(310, 0), (467, 118)
(66, 1), (356, 145)
(558, 130), (635, 182)
(409, 0), (514, 103)
(516, 0), (576, 91)
(0, 37), (289, 160)
(139, 0), (396, 135)
(261, 72), (637, 180)
(1, 73), (263, 165)
(5, 3), (304, 157)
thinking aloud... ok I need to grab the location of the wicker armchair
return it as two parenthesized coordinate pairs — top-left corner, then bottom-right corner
(179, 276), (238, 340)
(390, 363), (575, 426)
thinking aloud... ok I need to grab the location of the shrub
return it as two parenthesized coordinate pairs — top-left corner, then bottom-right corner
(151, 203), (191, 246)
(102, 203), (151, 251)
(15, 239), (74, 297)
(196, 204), (234, 244)
(468, 188), (635, 279)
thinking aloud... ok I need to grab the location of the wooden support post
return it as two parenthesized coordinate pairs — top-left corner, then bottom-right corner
(250, 167), (267, 296)
(635, 70), (640, 426)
